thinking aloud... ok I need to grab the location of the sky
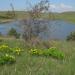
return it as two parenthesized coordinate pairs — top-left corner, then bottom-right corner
(0, 0), (75, 12)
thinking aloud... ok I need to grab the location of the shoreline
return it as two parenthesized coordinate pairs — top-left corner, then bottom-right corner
(0, 19), (14, 24)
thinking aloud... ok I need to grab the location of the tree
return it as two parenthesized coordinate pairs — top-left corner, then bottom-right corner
(67, 31), (75, 41)
(5, 3), (16, 19)
(8, 28), (20, 39)
(10, 3), (16, 18)
(23, 0), (50, 41)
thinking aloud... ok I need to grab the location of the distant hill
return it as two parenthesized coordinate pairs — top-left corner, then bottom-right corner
(54, 11), (75, 23)
(61, 11), (75, 15)
(0, 11), (75, 23)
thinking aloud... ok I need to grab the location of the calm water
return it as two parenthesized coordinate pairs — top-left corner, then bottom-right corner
(0, 21), (22, 35)
(0, 20), (75, 40)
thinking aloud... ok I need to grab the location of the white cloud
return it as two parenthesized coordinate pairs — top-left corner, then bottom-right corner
(60, 3), (72, 9)
(49, 3), (74, 12)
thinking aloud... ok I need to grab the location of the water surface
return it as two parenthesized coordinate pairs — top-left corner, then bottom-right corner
(0, 20), (75, 40)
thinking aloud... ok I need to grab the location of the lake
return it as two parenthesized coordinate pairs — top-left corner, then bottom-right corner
(0, 20), (75, 40)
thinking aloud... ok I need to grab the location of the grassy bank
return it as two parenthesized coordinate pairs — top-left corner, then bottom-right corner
(0, 39), (75, 75)
(0, 11), (75, 24)
(0, 19), (14, 24)
(55, 12), (75, 24)
(0, 11), (16, 23)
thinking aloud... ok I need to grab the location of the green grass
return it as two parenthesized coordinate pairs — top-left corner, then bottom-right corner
(0, 39), (75, 75)
(54, 12), (75, 24)
(0, 11), (75, 23)
(30, 47), (64, 59)
(0, 11), (14, 23)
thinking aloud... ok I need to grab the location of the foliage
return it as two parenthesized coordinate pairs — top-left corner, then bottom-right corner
(8, 28), (20, 39)
(30, 47), (65, 59)
(67, 31), (75, 40)
(0, 54), (15, 64)
(0, 44), (23, 65)
(45, 47), (64, 59)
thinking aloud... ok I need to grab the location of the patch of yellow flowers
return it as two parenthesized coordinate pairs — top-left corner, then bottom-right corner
(30, 48), (43, 55)
(0, 44), (23, 65)
(30, 47), (65, 59)
(15, 47), (22, 55)
(1, 45), (8, 48)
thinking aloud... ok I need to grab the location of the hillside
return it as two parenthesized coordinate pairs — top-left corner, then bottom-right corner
(55, 12), (75, 23)
(0, 11), (75, 23)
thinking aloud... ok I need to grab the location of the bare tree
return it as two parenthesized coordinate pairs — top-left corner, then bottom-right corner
(10, 3), (16, 18)
(28, 0), (49, 19)
(23, 0), (49, 40)
(22, 0), (50, 41)
(6, 3), (16, 19)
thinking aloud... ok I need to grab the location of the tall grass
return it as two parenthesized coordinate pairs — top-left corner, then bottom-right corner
(0, 39), (75, 75)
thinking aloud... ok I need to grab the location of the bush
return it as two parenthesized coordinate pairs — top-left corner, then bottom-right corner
(0, 54), (15, 64)
(30, 47), (65, 59)
(8, 28), (20, 39)
(46, 47), (64, 59)
(67, 31), (75, 41)
(0, 44), (23, 65)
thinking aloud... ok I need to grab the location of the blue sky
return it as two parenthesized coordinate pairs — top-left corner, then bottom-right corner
(0, 0), (75, 12)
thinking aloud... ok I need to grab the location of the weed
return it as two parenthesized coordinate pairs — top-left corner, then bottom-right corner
(30, 47), (65, 59)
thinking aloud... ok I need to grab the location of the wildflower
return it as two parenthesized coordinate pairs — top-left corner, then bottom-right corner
(5, 54), (9, 57)
(15, 48), (21, 55)
(1, 45), (8, 48)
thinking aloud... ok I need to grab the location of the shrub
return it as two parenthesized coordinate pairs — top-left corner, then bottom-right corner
(0, 44), (23, 65)
(0, 54), (15, 64)
(13, 47), (22, 55)
(0, 45), (23, 55)
(8, 28), (20, 39)
(46, 47), (64, 59)
(30, 47), (65, 59)
(30, 49), (42, 55)
(67, 31), (75, 41)
(0, 45), (12, 53)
